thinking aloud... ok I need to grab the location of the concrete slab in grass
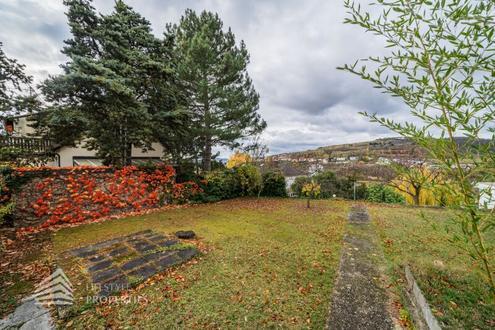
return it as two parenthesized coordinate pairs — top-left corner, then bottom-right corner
(68, 230), (199, 297)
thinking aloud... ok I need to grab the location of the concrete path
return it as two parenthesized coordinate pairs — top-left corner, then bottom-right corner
(326, 205), (396, 330)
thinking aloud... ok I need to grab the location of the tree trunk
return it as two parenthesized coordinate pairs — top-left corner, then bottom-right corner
(124, 143), (132, 166)
(202, 136), (212, 172)
(119, 124), (132, 167)
(413, 187), (421, 205)
(202, 84), (211, 172)
(307, 198), (310, 208)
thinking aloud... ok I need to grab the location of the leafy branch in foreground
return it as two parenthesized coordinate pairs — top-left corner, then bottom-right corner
(340, 0), (495, 296)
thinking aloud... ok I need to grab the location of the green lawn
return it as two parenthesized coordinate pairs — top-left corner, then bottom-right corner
(2, 198), (494, 329)
(53, 198), (347, 329)
(369, 204), (495, 329)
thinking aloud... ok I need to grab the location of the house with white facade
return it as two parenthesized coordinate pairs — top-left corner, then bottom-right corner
(2, 114), (165, 167)
(377, 157), (391, 165)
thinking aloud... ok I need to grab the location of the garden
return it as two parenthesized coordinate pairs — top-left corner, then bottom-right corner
(1, 198), (345, 328)
(1, 196), (493, 328)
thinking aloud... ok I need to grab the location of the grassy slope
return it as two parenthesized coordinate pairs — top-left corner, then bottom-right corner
(53, 198), (346, 329)
(369, 204), (495, 329)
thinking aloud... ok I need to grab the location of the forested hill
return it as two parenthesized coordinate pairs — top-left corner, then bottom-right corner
(269, 138), (424, 162)
(269, 137), (489, 163)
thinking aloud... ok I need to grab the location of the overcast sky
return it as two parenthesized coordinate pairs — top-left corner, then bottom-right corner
(0, 0), (412, 155)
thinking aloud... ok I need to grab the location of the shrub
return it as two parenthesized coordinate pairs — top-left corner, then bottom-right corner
(261, 171), (286, 197)
(203, 164), (262, 201)
(235, 164), (262, 196)
(1, 164), (201, 230)
(291, 171), (365, 200)
(313, 171), (339, 198)
(204, 169), (240, 201)
(291, 176), (311, 197)
(172, 181), (202, 204)
(174, 161), (199, 183)
(0, 201), (15, 226)
(313, 170), (358, 199)
(366, 184), (405, 204)
(0, 166), (16, 227)
(354, 182), (367, 200)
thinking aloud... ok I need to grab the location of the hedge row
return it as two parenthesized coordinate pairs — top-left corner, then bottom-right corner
(290, 170), (404, 204)
(192, 165), (286, 203)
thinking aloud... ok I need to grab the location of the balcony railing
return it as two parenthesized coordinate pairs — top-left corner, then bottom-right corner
(0, 136), (53, 154)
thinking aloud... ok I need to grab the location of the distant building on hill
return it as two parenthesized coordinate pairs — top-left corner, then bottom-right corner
(377, 157), (391, 165)
(285, 176), (297, 196)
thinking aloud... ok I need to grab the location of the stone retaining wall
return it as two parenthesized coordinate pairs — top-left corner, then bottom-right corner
(3, 165), (199, 229)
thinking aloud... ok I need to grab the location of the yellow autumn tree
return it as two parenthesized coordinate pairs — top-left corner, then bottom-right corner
(302, 181), (321, 208)
(226, 152), (252, 169)
(389, 162), (461, 206)
(389, 162), (439, 206)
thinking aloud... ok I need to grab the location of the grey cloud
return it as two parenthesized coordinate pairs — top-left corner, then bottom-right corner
(38, 23), (68, 42)
(0, 0), (68, 82)
(260, 105), (395, 155)
(0, 0), (413, 154)
(265, 122), (396, 155)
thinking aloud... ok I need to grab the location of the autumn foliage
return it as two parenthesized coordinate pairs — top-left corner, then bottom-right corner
(226, 152), (251, 169)
(6, 165), (201, 231)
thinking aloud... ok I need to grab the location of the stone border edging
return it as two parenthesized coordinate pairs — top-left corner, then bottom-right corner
(404, 265), (442, 330)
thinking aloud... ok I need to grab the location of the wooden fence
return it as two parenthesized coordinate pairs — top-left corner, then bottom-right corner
(0, 136), (53, 154)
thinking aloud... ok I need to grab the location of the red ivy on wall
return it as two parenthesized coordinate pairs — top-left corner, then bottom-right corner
(16, 165), (201, 231)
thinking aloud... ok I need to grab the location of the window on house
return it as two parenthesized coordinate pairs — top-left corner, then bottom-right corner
(4, 119), (14, 134)
(73, 158), (104, 166)
(131, 158), (164, 166)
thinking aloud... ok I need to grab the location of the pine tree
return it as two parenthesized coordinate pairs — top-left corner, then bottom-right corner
(0, 42), (37, 117)
(40, 0), (182, 166)
(166, 10), (266, 171)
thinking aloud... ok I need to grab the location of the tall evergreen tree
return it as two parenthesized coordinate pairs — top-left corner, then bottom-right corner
(166, 10), (266, 171)
(40, 0), (183, 166)
(0, 42), (37, 117)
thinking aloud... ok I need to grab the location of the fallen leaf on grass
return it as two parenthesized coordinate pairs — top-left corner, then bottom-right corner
(298, 283), (313, 295)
